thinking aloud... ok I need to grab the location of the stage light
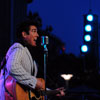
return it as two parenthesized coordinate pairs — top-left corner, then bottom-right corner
(85, 25), (92, 32)
(61, 74), (73, 80)
(81, 13), (99, 72)
(61, 74), (73, 90)
(81, 45), (88, 53)
(84, 34), (91, 42)
(86, 14), (93, 22)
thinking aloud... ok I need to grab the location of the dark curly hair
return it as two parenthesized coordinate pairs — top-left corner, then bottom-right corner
(16, 20), (38, 39)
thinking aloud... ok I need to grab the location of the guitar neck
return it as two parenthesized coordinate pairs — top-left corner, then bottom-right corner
(45, 88), (66, 96)
(46, 90), (60, 96)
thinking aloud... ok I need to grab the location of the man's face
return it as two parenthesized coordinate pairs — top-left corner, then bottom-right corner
(23, 25), (39, 46)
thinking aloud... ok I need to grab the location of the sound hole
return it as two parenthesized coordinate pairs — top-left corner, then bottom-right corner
(32, 97), (36, 100)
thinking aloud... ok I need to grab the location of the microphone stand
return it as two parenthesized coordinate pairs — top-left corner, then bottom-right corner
(43, 44), (48, 100)
(41, 36), (49, 100)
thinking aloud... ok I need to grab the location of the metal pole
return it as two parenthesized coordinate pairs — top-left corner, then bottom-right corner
(41, 36), (49, 100)
(43, 44), (48, 100)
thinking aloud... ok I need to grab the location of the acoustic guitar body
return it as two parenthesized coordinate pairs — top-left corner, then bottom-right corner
(5, 76), (45, 100)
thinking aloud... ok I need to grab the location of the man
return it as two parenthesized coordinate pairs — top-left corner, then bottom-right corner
(0, 20), (64, 100)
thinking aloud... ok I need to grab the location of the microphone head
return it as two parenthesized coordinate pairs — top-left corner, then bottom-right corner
(41, 36), (49, 45)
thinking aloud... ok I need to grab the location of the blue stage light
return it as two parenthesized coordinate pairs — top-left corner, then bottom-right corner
(85, 25), (92, 32)
(84, 34), (91, 42)
(81, 45), (88, 53)
(86, 14), (93, 22)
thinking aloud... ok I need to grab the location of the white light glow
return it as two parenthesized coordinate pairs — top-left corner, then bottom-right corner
(87, 14), (93, 22)
(61, 74), (73, 80)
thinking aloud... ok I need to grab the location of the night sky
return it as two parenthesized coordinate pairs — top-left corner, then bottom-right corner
(27, 0), (100, 57)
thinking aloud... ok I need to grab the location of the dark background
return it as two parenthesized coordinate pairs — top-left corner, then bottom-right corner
(27, 0), (100, 57)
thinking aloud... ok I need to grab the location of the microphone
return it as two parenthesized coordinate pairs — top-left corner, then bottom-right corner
(41, 36), (49, 46)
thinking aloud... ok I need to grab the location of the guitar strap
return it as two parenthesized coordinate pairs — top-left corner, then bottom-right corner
(28, 90), (32, 100)
(0, 56), (6, 73)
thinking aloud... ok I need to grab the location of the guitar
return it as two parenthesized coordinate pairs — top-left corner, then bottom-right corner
(5, 76), (65, 100)
(17, 78), (46, 100)
(5, 76), (45, 100)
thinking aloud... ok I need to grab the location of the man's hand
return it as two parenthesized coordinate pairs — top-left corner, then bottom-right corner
(56, 87), (65, 96)
(35, 78), (43, 90)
